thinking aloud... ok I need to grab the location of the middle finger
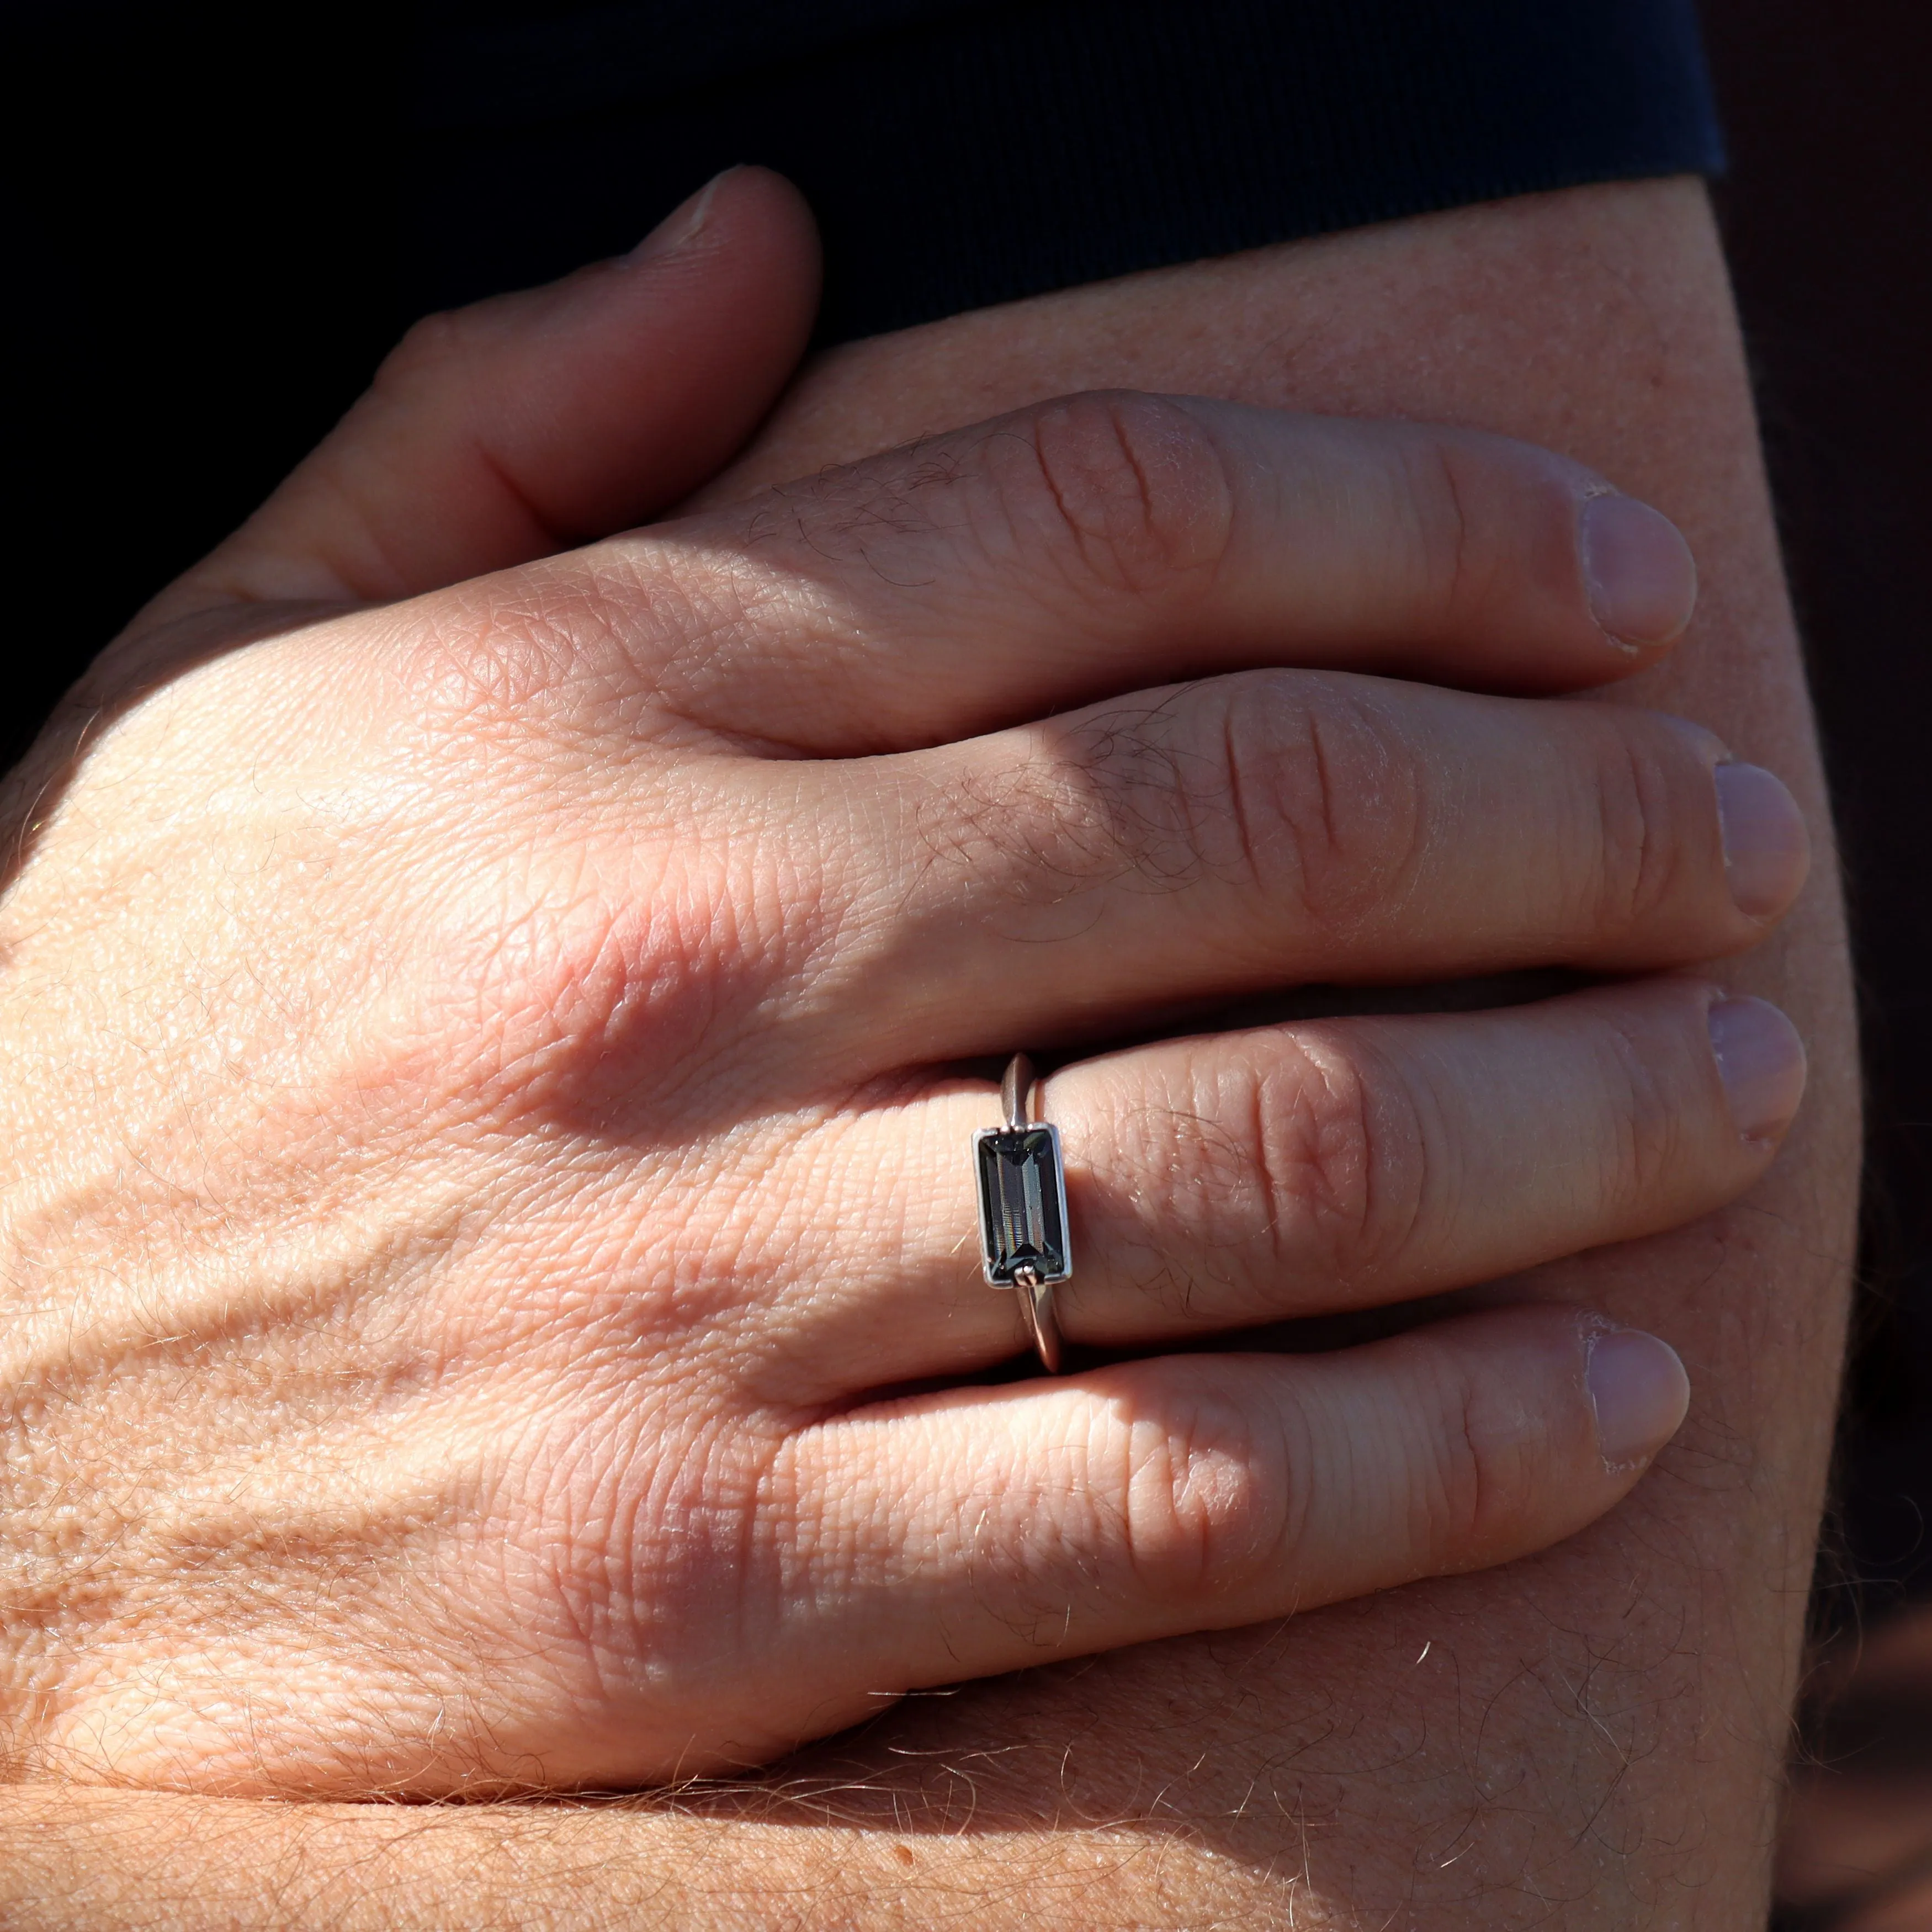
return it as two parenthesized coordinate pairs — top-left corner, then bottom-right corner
(803, 667), (1807, 1061)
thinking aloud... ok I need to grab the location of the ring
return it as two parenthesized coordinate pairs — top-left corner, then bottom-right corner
(973, 1053), (1071, 1372)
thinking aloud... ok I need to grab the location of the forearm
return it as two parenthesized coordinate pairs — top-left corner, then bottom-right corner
(0, 1786), (1277, 1930)
(697, 176), (1859, 1926)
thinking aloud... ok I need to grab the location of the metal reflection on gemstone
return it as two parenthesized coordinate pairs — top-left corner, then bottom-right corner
(974, 1124), (1071, 1287)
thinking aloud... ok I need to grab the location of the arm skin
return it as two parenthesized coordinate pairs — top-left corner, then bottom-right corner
(0, 178), (1857, 1929)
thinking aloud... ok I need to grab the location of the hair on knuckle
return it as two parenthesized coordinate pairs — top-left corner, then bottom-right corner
(1120, 1094), (1277, 1308)
(811, 448), (961, 554)
(927, 694), (1255, 903)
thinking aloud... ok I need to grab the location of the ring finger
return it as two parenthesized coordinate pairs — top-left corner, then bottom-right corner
(750, 978), (1803, 1393)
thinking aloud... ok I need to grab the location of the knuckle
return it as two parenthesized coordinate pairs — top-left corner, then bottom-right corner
(1587, 1011), (1684, 1216)
(1100, 1382), (1290, 1597)
(1227, 676), (1428, 938)
(418, 834), (798, 1129)
(526, 1411), (777, 1677)
(1005, 391), (1235, 598)
(1399, 431), (1595, 635)
(1402, 436), (1482, 622)
(1415, 1355), (1547, 1570)
(1242, 1034), (1432, 1285)
(373, 306), (475, 400)
(933, 672), (1427, 924)
(391, 593), (579, 741)
(387, 566), (641, 749)
(1580, 728), (1696, 937)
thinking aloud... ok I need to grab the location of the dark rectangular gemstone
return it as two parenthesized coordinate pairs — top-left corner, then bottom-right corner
(974, 1125), (1071, 1286)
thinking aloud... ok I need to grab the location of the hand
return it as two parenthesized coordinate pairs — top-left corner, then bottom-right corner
(0, 188), (1808, 1799)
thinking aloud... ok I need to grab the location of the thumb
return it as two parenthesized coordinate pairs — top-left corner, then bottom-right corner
(143, 167), (820, 625)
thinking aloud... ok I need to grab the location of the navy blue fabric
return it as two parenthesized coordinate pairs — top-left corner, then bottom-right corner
(407, 0), (1726, 345)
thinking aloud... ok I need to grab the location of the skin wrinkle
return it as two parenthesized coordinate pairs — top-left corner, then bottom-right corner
(1289, 692), (1394, 947)
(1416, 439), (1477, 640)
(1012, 395), (1235, 603)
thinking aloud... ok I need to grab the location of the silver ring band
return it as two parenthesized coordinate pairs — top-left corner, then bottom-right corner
(974, 1052), (1070, 1373)
(1000, 1050), (1034, 1131)
(1013, 1264), (1064, 1374)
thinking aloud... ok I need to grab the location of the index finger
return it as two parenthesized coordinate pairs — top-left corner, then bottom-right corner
(587, 392), (1697, 753)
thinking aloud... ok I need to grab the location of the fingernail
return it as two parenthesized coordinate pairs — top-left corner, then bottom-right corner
(1579, 494), (1699, 648)
(1707, 995), (1807, 1142)
(1715, 762), (1811, 918)
(1585, 1327), (1690, 1468)
(625, 168), (734, 265)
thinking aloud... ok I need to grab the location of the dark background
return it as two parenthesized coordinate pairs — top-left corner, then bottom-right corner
(14, 0), (1932, 1607)
(1696, 0), (1932, 1623)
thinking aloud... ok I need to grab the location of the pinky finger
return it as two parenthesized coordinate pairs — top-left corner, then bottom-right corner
(778, 1306), (1687, 1714)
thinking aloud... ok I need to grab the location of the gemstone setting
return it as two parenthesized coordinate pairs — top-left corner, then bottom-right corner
(974, 1124), (1071, 1287)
